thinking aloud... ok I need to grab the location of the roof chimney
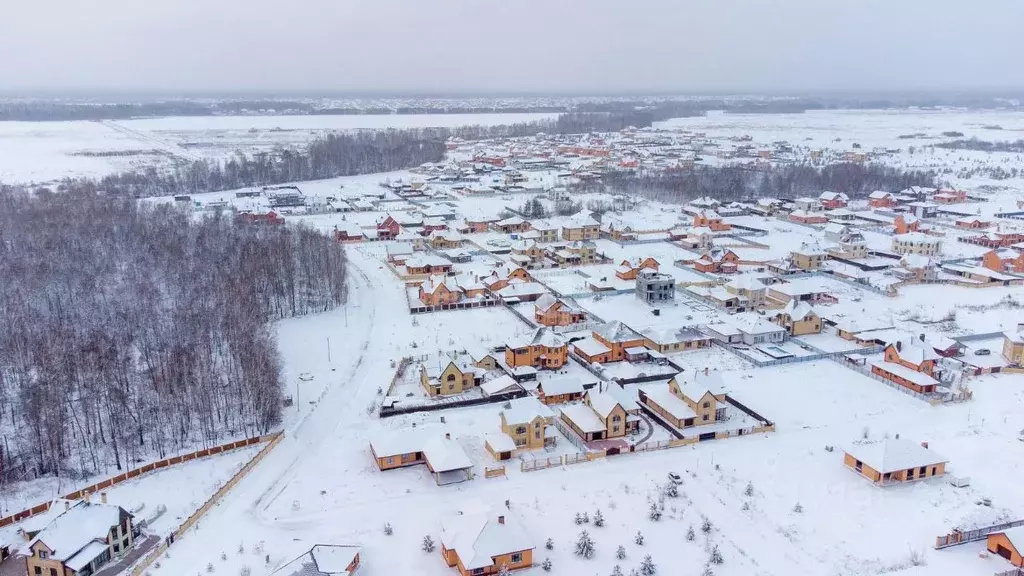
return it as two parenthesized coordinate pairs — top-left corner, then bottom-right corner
(895, 341), (902, 352)
(919, 333), (925, 342)
(101, 492), (107, 505)
(498, 515), (505, 525)
(445, 432), (451, 440)
(64, 500), (71, 511)
(921, 441), (929, 449)
(704, 367), (709, 376)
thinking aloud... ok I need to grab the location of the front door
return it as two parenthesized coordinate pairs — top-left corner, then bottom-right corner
(996, 544), (1012, 560)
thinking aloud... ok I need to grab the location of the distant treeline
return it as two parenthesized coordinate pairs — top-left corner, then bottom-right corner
(0, 186), (347, 479)
(3, 93), (1021, 122)
(935, 138), (1024, 154)
(63, 113), (647, 198)
(573, 163), (938, 203)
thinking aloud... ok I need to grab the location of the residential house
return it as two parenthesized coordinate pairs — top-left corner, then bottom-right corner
(334, 223), (365, 242)
(766, 278), (836, 305)
(479, 374), (522, 398)
(493, 217), (531, 234)
(376, 214), (401, 240)
(536, 377), (586, 405)
(429, 230), (464, 250)
(982, 248), (1024, 273)
(271, 545), (361, 576)
(767, 301), (822, 336)
(560, 213), (601, 241)
(955, 216), (991, 230)
(675, 227), (715, 250)
(238, 211), (285, 225)
(482, 266), (533, 291)
(729, 312), (787, 345)
(635, 270), (676, 304)
(641, 327), (712, 353)
(615, 257), (660, 281)
(893, 214), (921, 234)
(549, 240), (599, 266)
(571, 336), (613, 364)
(369, 430), (473, 485)
(692, 210), (731, 231)
(987, 528), (1024, 567)
(533, 294), (586, 327)
(666, 369), (730, 424)
(819, 191), (849, 210)
(406, 254), (455, 276)
(440, 513), (534, 576)
(418, 276), (464, 307)
(870, 335), (941, 393)
(687, 286), (745, 311)
(891, 233), (941, 256)
(591, 321), (646, 362)
(421, 353), (485, 396)
(386, 243), (415, 265)
(509, 239), (546, 268)
(868, 190), (897, 208)
(792, 197), (823, 213)
(789, 210), (829, 225)
(897, 254), (938, 281)
(963, 231), (1024, 249)
(906, 201), (939, 219)
(933, 188), (967, 204)
(693, 248), (740, 274)
(494, 397), (556, 456)
(843, 439), (947, 485)
(495, 280), (548, 303)
(559, 390), (638, 442)
(1003, 324), (1024, 365)
(790, 246), (829, 270)
(26, 500), (135, 576)
(725, 276), (768, 308)
(528, 219), (561, 243)
(465, 216), (500, 233)
(504, 328), (568, 370)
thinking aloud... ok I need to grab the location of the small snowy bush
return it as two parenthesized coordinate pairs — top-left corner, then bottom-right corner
(634, 531), (644, 546)
(422, 535), (435, 553)
(574, 530), (595, 559)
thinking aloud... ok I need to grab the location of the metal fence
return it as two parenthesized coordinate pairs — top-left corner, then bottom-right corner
(552, 416), (590, 452)
(831, 357), (948, 404)
(935, 519), (1024, 549)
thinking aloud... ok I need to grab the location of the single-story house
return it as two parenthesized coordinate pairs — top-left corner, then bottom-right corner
(843, 438), (947, 486)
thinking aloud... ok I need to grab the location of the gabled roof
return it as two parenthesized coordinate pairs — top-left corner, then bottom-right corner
(673, 370), (729, 400)
(440, 513), (534, 571)
(594, 320), (642, 343)
(29, 502), (129, 562)
(501, 396), (554, 423)
(481, 375), (523, 396)
(538, 377), (584, 397)
(885, 335), (940, 365)
(845, 438), (947, 474)
(726, 275), (766, 292)
(586, 391), (623, 419)
(869, 190), (893, 199)
(771, 300), (817, 322)
(272, 545), (362, 576)
(533, 293), (559, 313)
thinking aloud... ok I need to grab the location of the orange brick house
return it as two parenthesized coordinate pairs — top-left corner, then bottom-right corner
(590, 321), (645, 362)
(982, 248), (1024, 273)
(418, 276), (464, 306)
(870, 336), (941, 394)
(692, 210), (731, 231)
(843, 438), (947, 486)
(868, 190), (896, 208)
(954, 216), (991, 230)
(987, 528), (1024, 567)
(693, 249), (740, 274)
(894, 214), (921, 234)
(933, 188), (967, 204)
(440, 513), (534, 576)
(788, 210), (829, 225)
(376, 214), (401, 240)
(819, 191), (849, 210)
(615, 257), (660, 280)
(505, 328), (567, 370)
(482, 266), (533, 291)
(533, 294), (586, 327)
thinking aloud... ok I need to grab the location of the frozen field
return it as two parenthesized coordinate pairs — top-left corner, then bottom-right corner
(0, 112), (556, 183)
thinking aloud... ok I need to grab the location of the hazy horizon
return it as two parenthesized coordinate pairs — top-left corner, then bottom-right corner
(2, 0), (1023, 95)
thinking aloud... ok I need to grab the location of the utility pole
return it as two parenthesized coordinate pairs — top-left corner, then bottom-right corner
(327, 337), (332, 363)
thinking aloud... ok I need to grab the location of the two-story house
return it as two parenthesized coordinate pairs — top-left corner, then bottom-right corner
(26, 499), (135, 576)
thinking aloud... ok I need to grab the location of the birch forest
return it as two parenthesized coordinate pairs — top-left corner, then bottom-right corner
(0, 185), (347, 482)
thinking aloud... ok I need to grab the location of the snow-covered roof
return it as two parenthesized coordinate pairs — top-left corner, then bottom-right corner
(730, 312), (786, 335)
(484, 433), (517, 454)
(641, 385), (696, 420)
(845, 438), (947, 474)
(726, 275), (766, 292)
(497, 282), (547, 299)
(538, 377), (584, 397)
(481, 375), (523, 396)
(272, 545), (362, 576)
(673, 370), (729, 400)
(559, 404), (607, 434)
(572, 336), (612, 358)
(885, 335), (940, 365)
(870, 361), (939, 387)
(440, 513), (534, 571)
(501, 396), (554, 423)
(586, 391), (622, 419)
(869, 190), (893, 199)
(29, 502), (127, 561)
(594, 320), (642, 343)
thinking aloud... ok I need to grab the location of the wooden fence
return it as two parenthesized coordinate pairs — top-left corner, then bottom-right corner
(128, 431), (284, 576)
(935, 519), (1024, 550)
(0, 434), (270, 529)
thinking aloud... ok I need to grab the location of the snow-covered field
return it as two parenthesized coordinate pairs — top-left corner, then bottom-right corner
(4, 107), (1024, 576)
(0, 112), (557, 183)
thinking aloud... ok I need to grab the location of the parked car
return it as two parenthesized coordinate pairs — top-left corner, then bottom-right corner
(975, 348), (991, 356)
(668, 472), (683, 485)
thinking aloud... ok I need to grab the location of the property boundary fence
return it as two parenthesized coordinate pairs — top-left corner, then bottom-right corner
(0, 434), (272, 529)
(935, 519), (1024, 549)
(831, 357), (958, 405)
(484, 465), (506, 479)
(378, 389), (528, 418)
(713, 340), (884, 369)
(128, 431), (284, 576)
(552, 417), (590, 452)
(521, 455), (562, 472)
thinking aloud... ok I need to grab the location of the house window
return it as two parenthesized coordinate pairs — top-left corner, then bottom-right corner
(534, 421), (541, 428)
(387, 457), (394, 465)
(511, 552), (523, 563)
(447, 383), (455, 391)
(33, 568), (41, 576)
(702, 414), (709, 421)
(38, 551), (48, 559)
(446, 374), (456, 382)
(472, 569), (485, 575)
(613, 425), (620, 433)
(702, 402), (710, 408)
(535, 431), (541, 439)
(50, 570), (57, 576)
(516, 426), (527, 435)
(612, 415), (621, 422)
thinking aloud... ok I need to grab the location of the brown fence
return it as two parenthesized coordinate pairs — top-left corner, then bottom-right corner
(128, 431), (284, 576)
(0, 434), (271, 529)
(484, 466), (506, 479)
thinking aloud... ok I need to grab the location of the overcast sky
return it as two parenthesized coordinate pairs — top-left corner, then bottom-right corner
(1, 0), (1022, 95)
